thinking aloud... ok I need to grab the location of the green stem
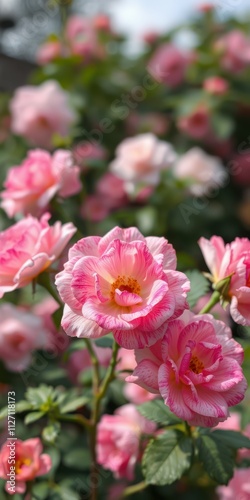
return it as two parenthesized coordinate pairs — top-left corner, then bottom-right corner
(122, 481), (148, 497)
(58, 413), (91, 429)
(198, 290), (221, 314)
(36, 272), (63, 306)
(89, 341), (120, 500)
(84, 339), (100, 393)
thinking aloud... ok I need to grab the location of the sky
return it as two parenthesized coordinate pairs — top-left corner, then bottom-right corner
(105, 0), (250, 53)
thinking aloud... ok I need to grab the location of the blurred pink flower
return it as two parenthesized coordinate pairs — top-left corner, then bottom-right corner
(124, 382), (158, 404)
(80, 195), (111, 222)
(97, 404), (156, 479)
(128, 311), (246, 427)
(36, 40), (62, 65)
(0, 213), (76, 298)
(33, 297), (69, 354)
(73, 141), (107, 170)
(231, 152), (250, 185)
(10, 80), (76, 149)
(216, 468), (250, 500)
(0, 303), (50, 372)
(148, 43), (189, 87)
(65, 15), (103, 60)
(66, 343), (112, 384)
(109, 133), (176, 194)
(215, 30), (250, 73)
(173, 147), (226, 196)
(0, 438), (52, 495)
(1, 149), (81, 217)
(203, 76), (229, 95)
(178, 105), (211, 139)
(126, 112), (169, 136)
(199, 236), (250, 325)
(93, 14), (112, 32)
(55, 226), (189, 349)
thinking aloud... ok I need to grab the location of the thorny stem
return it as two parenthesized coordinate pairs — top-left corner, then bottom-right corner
(122, 481), (148, 497)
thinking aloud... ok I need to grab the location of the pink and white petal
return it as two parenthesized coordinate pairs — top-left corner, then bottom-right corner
(230, 290), (250, 326)
(37, 454), (52, 476)
(98, 227), (125, 254)
(114, 320), (168, 349)
(71, 256), (105, 303)
(182, 385), (229, 418)
(135, 339), (163, 365)
(69, 236), (101, 260)
(177, 321), (215, 354)
(158, 364), (194, 420)
(219, 335), (244, 364)
(165, 270), (190, 318)
(126, 359), (160, 393)
(222, 377), (247, 407)
(198, 236), (225, 279)
(204, 358), (244, 391)
(115, 290), (142, 307)
(61, 304), (109, 338)
(55, 261), (82, 312)
(145, 237), (177, 269)
(82, 298), (134, 330)
(161, 319), (186, 361)
(121, 280), (168, 322)
(130, 292), (175, 334)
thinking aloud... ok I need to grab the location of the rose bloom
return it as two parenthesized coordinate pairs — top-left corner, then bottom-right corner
(0, 438), (52, 495)
(97, 404), (156, 480)
(216, 468), (250, 500)
(215, 30), (250, 73)
(148, 43), (189, 87)
(65, 15), (103, 60)
(128, 311), (246, 427)
(36, 40), (62, 65)
(80, 194), (111, 222)
(55, 226), (189, 350)
(0, 213), (76, 298)
(109, 133), (176, 194)
(73, 141), (107, 171)
(10, 80), (76, 149)
(199, 236), (250, 325)
(178, 106), (211, 139)
(1, 149), (81, 217)
(173, 147), (226, 196)
(203, 76), (229, 95)
(0, 303), (50, 372)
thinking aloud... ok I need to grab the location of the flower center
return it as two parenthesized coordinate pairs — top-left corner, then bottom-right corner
(15, 457), (32, 474)
(189, 355), (204, 374)
(110, 275), (141, 300)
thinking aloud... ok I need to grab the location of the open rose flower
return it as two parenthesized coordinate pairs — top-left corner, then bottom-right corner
(0, 303), (50, 372)
(0, 438), (52, 495)
(109, 133), (176, 194)
(148, 43), (189, 87)
(216, 468), (250, 500)
(97, 404), (156, 480)
(0, 213), (76, 298)
(199, 236), (250, 325)
(128, 311), (246, 427)
(178, 106), (211, 140)
(55, 226), (189, 349)
(10, 80), (76, 149)
(1, 149), (81, 217)
(215, 30), (250, 73)
(173, 147), (226, 196)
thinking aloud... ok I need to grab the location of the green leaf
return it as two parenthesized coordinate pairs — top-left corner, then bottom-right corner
(15, 400), (32, 413)
(211, 114), (234, 139)
(142, 430), (192, 485)
(94, 334), (113, 348)
(62, 448), (91, 470)
(0, 407), (8, 419)
(197, 434), (234, 484)
(59, 396), (89, 414)
(42, 422), (61, 444)
(25, 385), (56, 409)
(212, 430), (250, 450)
(185, 269), (210, 308)
(32, 482), (50, 500)
(137, 400), (181, 426)
(24, 411), (46, 424)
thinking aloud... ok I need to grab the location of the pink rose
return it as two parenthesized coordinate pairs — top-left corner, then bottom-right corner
(73, 141), (107, 171)
(96, 173), (128, 209)
(148, 43), (189, 87)
(0, 303), (50, 372)
(80, 195), (111, 222)
(97, 404), (156, 480)
(178, 106), (211, 139)
(65, 343), (112, 384)
(93, 14), (112, 33)
(173, 147), (226, 196)
(128, 311), (246, 427)
(55, 226), (189, 349)
(199, 236), (250, 325)
(109, 133), (176, 194)
(0, 213), (76, 298)
(215, 30), (250, 73)
(36, 40), (62, 65)
(65, 15), (103, 60)
(1, 149), (81, 217)
(10, 80), (76, 149)
(0, 438), (52, 495)
(203, 76), (229, 95)
(216, 468), (250, 500)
